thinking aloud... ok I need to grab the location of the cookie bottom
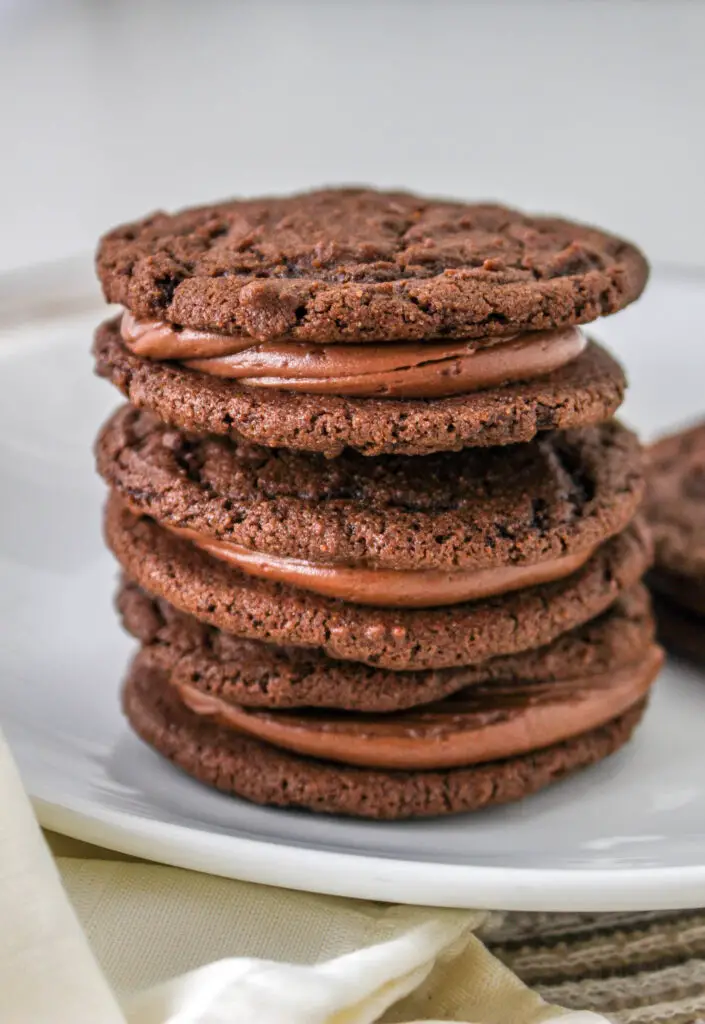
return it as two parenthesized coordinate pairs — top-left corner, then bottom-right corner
(124, 650), (648, 820)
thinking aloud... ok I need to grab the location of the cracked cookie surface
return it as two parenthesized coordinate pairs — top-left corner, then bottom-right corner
(97, 405), (644, 571)
(97, 188), (648, 343)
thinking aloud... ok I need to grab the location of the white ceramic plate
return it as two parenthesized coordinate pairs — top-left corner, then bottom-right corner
(2, 259), (705, 912)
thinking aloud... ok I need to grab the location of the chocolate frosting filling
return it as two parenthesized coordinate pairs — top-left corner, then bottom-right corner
(121, 312), (587, 399)
(163, 521), (599, 608)
(175, 645), (663, 770)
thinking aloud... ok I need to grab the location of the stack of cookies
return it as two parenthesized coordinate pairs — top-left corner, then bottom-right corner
(93, 189), (661, 819)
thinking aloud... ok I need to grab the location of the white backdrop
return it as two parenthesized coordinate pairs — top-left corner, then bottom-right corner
(0, 0), (703, 271)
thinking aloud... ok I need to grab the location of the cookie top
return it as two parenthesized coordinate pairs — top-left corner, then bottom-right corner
(97, 188), (648, 343)
(119, 578), (655, 712)
(97, 404), (643, 571)
(105, 498), (652, 670)
(124, 652), (648, 819)
(647, 420), (705, 582)
(95, 318), (627, 457)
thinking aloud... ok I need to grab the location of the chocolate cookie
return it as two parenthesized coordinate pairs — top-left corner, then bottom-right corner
(105, 498), (652, 670)
(119, 578), (655, 712)
(646, 420), (705, 614)
(95, 319), (627, 457)
(97, 189), (648, 343)
(651, 595), (705, 665)
(123, 651), (649, 820)
(97, 405), (643, 572)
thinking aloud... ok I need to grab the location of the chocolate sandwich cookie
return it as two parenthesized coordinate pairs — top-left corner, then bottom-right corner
(97, 189), (648, 343)
(645, 420), (705, 660)
(646, 420), (705, 614)
(650, 595), (705, 665)
(105, 497), (652, 670)
(94, 188), (645, 457)
(95, 317), (627, 457)
(123, 648), (656, 819)
(97, 406), (643, 608)
(119, 578), (656, 712)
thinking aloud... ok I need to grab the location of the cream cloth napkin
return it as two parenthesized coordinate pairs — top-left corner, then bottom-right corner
(1, 730), (608, 1023)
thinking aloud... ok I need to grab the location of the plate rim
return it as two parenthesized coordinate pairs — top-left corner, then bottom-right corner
(34, 792), (705, 912)
(6, 258), (705, 912)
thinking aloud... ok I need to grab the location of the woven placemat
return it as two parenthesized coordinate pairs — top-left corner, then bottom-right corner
(485, 909), (705, 1023)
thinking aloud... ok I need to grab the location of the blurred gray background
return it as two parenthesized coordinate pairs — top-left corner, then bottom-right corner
(0, 0), (703, 272)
